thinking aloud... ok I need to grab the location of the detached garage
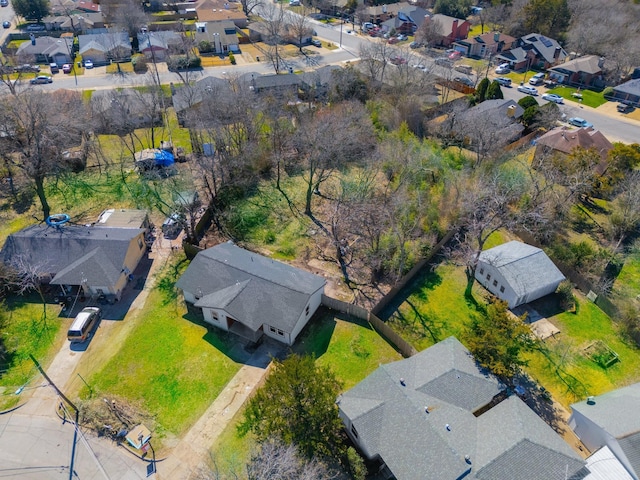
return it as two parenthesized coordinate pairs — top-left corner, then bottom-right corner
(475, 241), (565, 308)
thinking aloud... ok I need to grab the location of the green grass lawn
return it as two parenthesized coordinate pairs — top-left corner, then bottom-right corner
(382, 260), (640, 407)
(524, 293), (640, 406)
(613, 250), (640, 299)
(210, 309), (402, 470)
(0, 296), (64, 411)
(83, 261), (244, 439)
(548, 86), (607, 108)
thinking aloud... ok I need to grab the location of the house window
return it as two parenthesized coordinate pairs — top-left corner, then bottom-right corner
(277, 329), (284, 336)
(269, 326), (277, 333)
(500, 286), (505, 293)
(486, 274), (491, 281)
(211, 311), (218, 322)
(493, 280), (498, 287)
(351, 424), (358, 438)
(305, 305), (310, 316)
(479, 268), (484, 275)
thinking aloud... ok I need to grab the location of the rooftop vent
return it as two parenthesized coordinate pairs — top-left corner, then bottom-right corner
(400, 378), (406, 386)
(445, 424), (451, 431)
(465, 455), (471, 464)
(587, 396), (596, 405)
(424, 406), (429, 413)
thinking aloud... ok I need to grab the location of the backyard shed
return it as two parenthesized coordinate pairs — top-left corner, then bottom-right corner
(475, 241), (565, 308)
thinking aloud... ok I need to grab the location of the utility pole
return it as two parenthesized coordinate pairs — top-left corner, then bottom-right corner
(30, 355), (80, 480)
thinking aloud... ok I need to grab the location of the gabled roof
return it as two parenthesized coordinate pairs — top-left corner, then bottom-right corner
(78, 31), (131, 54)
(536, 126), (613, 161)
(175, 242), (325, 332)
(195, 0), (247, 23)
(431, 13), (468, 34)
(251, 73), (301, 90)
(172, 75), (232, 113)
(478, 241), (565, 299)
(469, 98), (524, 119)
(77, 0), (100, 12)
(468, 31), (516, 46)
(571, 383), (640, 440)
(137, 31), (182, 51)
(521, 33), (567, 64)
(339, 337), (585, 480)
(1, 224), (143, 285)
(614, 78), (640, 96)
(550, 55), (603, 75)
(584, 446), (634, 480)
(16, 36), (73, 57)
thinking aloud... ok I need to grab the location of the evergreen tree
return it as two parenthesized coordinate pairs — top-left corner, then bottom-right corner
(12, 0), (50, 22)
(475, 77), (490, 103)
(486, 80), (504, 100)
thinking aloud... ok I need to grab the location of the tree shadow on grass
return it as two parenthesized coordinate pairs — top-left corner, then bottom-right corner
(376, 265), (443, 321)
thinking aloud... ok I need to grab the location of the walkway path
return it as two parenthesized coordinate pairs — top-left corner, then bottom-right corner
(157, 340), (281, 479)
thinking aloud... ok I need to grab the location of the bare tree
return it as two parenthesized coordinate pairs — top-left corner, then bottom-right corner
(415, 17), (443, 48)
(287, 4), (313, 52)
(110, 0), (150, 37)
(260, 2), (288, 74)
(240, 0), (263, 16)
(607, 171), (640, 250)
(247, 440), (337, 480)
(292, 102), (375, 216)
(358, 41), (392, 85)
(0, 90), (90, 219)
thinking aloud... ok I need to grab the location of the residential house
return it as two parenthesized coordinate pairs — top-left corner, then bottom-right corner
(569, 383), (640, 479)
(453, 31), (517, 59)
(380, 5), (430, 34)
(78, 31), (131, 65)
(582, 446), (634, 480)
(475, 241), (565, 308)
(495, 33), (567, 71)
(548, 55), (605, 88)
(49, 0), (76, 15)
(299, 64), (342, 101)
(90, 89), (162, 134)
(175, 241), (326, 345)
(361, 2), (410, 25)
(0, 222), (147, 301)
(611, 78), (640, 107)
(534, 126), (613, 175)
(43, 12), (105, 33)
(76, 0), (100, 12)
(195, 0), (248, 29)
(194, 20), (239, 54)
(172, 75), (232, 125)
(338, 336), (587, 480)
(247, 72), (302, 96)
(16, 36), (73, 66)
(424, 13), (470, 47)
(137, 31), (184, 61)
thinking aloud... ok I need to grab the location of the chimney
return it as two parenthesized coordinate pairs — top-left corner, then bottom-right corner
(506, 105), (516, 117)
(554, 46), (561, 59)
(598, 57), (605, 69)
(493, 32), (499, 43)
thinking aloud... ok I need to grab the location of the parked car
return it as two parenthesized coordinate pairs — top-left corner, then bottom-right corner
(529, 72), (545, 85)
(543, 79), (557, 88)
(409, 41), (422, 49)
(49, 62), (59, 73)
(30, 75), (53, 84)
(454, 64), (473, 74)
(62, 63), (72, 73)
(390, 56), (407, 65)
(617, 102), (634, 113)
(517, 85), (538, 96)
(362, 22), (375, 32)
(396, 34), (407, 41)
(15, 64), (40, 73)
(0, 0), (8, 7)
(541, 93), (564, 104)
(289, 0), (300, 5)
(162, 213), (183, 238)
(25, 23), (45, 31)
(388, 37), (399, 44)
(311, 38), (322, 47)
(2, 20), (9, 28)
(448, 50), (462, 60)
(84, 59), (94, 69)
(67, 307), (102, 343)
(495, 63), (510, 74)
(496, 76), (512, 87)
(435, 57), (453, 67)
(454, 76), (474, 87)
(568, 117), (593, 128)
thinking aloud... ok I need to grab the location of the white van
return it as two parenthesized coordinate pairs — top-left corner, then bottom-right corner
(68, 307), (101, 343)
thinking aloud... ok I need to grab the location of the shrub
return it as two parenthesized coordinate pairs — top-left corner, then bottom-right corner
(347, 447), (367, 480)
(518, 95), (538, 109)
(167, 55), (201, 71)
(131, 54), (148, 73)
(556, 280), (576, 312)
(198, 40), (213, 53)
(228, 52), (236, 64)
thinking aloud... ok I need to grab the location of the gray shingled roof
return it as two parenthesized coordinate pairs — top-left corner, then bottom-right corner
(571, 383), (640, 439)
(618, 432), (640, 479)
(1, 224), (143, 286)
(478, 241), (565, 299)
(175, 242), (325, 332)
(339, 337), (585, 480)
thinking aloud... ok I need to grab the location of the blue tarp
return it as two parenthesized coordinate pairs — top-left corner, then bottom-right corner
(154, 150), (174, 167)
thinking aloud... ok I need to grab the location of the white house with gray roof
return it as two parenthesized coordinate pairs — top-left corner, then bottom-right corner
(475, 241), (565, 308)
(338, 337), (587, 480)
(175, 242), (325, 345)
(569, 383), (640, 480)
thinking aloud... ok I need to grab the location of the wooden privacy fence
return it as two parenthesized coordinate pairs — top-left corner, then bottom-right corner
(321, 295), (418, 358)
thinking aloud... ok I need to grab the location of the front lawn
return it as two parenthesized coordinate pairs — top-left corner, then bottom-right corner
(81, 259), (245, 439)
(548, 86), (607, 108)
(210, 309), (402, 470)
(0, 296), (64, 411)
